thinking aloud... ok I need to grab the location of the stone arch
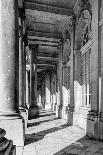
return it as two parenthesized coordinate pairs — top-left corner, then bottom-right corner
(75, 9), (92, 50)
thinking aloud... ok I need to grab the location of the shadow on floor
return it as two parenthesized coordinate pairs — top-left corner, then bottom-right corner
(25, 123), (69, 146)
(28, 117), (59, 127)
(53, 136), (103, 155)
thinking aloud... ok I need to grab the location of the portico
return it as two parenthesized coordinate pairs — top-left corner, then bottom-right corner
(0, 0), (103, 155)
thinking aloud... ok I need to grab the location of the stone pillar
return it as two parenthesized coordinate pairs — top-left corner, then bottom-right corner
(45, 73), (51, 110)
(67, 28), (75, 125)
(57, 42), (63, 118)
(19, 8), (28, 131)
(0, 0), (24, 154)
(56, 64), (59, 115)
(28, 45), (39, 119)
(99, 0), (103, 140)
(26, 70), (30, 108)
(87, 0), (101, 140)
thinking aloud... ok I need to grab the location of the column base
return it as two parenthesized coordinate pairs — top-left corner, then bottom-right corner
(28, 105), (39, 119)
(56, 105), (63, 119)
(67, 106), (74, 126)
(87, 111), (100, 140)
(0, 114), (25, 155)
(19, 107), (28, 132)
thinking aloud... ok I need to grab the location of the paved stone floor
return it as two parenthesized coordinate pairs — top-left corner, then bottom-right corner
(23, 110), (103, 155)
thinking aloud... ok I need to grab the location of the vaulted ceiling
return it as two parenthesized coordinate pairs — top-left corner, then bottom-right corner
(23, 0), (77, 88)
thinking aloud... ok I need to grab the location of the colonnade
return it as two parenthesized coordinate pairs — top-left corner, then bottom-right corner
(0, 0), (38, 155)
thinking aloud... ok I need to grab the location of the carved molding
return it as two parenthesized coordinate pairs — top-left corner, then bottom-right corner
(73, 0), (92, 16)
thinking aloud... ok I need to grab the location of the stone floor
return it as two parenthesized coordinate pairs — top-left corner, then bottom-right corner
(23, 110), (103, 155)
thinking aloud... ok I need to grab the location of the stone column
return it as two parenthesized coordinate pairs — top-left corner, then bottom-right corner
(99, 0), (103, 140)
(67, 27), (75, 125)
(87, 0), (101, 140)
(19, 8), (28, 131)
(45, 73), (51, 109)
(0, 0), (24, 154)
(28, 45), (39, 119)
(26, 70), (30, 108)
(57, 42), (63, 118)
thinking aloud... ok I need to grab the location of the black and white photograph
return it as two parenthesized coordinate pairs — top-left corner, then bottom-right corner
(0, 0), (103, 155)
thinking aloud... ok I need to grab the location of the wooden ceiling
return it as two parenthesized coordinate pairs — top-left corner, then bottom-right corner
(23, 0), (77, 88)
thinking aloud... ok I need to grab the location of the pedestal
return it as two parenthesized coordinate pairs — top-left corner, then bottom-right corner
(57, 105), (63, 119)
(0, 115), (24, 155)
(28, 105), (39, 119)
(19, 107), (28, 132)
(67, 106), (74, 126)
(87, 111), (100, 140)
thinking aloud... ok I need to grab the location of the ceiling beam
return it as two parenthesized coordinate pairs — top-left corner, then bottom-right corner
(28, 36), (60, 43)
(26, 21), (60, 34)
(37, 53), (58, 58)
(37, 69), (48, 72)
(24, 1), (73, 16)
(37, 60), (57, 65)
(27, 30), (61, 39)
(37, 64), (56, 67)
(28, 40), (58, 47)
(37, 56), (59, 62)
(38, 49), (59, 55)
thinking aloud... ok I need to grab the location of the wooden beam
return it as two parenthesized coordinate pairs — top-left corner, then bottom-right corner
(24, 1), (73, 16)
(26, 21), (60, 34)
(38, 49), (59, 55)
(38, 45), (58, 51)
(37, 56), (59, 62)
(37, 69), (47, 72)
(27, 30), (61, 39)
(28, 36), (60, 43)
(29, 40), (58, 47)
(37, 53), (58, 58)
(37, 60), (57, 65)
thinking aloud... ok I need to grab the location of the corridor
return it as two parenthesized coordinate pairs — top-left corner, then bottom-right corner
(23, 110), (103, 155)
